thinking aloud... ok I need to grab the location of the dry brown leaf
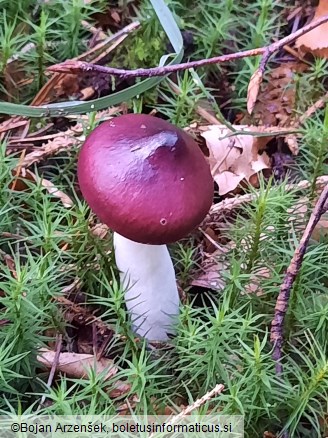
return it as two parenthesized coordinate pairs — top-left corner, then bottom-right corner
(247, 69), (263, 115)
(285, 133), (299, 155)
(244, 267), (271, 296)
(191, 259), (226, 290)
(108, 381), (133, 399)
(111, 11), (121, 23)
(38, 347), (131, 398)
(296, 0), (328, 57)
(80, 86), (96, 100)
(201, 125), (271, 195)
(37, 348), (117, 380)
(311, 214), (328, 241)
(0, 250), (17, 279)
(263, 432), (276, 438)
(243, 62), (308, 131)
(91, 223), (110, 239)
(54, 74), (80, 98)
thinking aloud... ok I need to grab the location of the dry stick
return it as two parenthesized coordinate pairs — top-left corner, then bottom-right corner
(48, 14), (328, 78)
(270, 185), (328, 375)
(37, 334), (63, 411)
(209, 176), (328, 215)
(31, 22), (140, 106)
(256, 18), (314, 99)
(49, 48), (265, 76)
(298, 91), (328, 124)
(283, 92), (328, 147)
(148, 384), (225, 438)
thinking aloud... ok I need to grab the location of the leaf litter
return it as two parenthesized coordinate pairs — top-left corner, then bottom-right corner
(1, 0), (328, 424)
(201, 125), (272, 195)
(296, 0), (328, 58)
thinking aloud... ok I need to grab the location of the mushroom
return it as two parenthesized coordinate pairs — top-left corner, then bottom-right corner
(77, 114), (213, 341)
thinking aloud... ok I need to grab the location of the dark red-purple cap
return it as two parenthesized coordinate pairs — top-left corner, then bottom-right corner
(77, 114), (213, 244)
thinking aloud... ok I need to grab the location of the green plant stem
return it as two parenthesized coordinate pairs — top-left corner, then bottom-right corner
(246, 180), (272, 273)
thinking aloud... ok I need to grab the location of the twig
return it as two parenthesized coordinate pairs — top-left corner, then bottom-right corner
(298, 91), (328, 125)
(48, 14), (328, 78)
(48, 47), (265, 76)
(148, 384), (224, 438)
(31, 22), (140, 106)
(209, 176), (328, 215)
(249, 12), (324, 113)
(81, 19), (107, 41)
(37, 334), (62, 411)
(257, 13), (322, 80)
(270, 185), (328, 374)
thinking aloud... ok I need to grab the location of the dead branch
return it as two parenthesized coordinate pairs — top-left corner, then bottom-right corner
(210, 176), (328, 215)
(37, 334), (63, 411)
(48, 14), (328, 78)
(148, 384), (225, 438)
(270, 185), (328, 374)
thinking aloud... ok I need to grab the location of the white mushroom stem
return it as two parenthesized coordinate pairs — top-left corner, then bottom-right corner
(113, 232), (180, 341)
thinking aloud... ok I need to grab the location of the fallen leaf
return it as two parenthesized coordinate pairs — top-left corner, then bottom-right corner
(80, 86), (95, 100)
(54, 74), (80, 98)
(0, 251), (17, 279)
(285, 133), (299, 155)
(296, 0), (328, 57)
(263, 432), (276, 438)
(191, 250), (228, 290)
(201, 125), (271, 195)
(244, 267), (271, 296)
(37, 348), (117, 380)
(311, 215), (328, 241)
(37, 348), (130, 398)
(91, 223), (110, 239)
(242, 62), (308, 131)
(111, 11), (121, 23)
(108, 381), (132, 399)
(247, 68), (263, 115)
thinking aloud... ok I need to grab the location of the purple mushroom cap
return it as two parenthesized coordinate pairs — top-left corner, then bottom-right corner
(77, 114), (213, 244)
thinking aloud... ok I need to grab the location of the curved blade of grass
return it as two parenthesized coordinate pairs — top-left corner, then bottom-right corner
(0, 0), (184, 118)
